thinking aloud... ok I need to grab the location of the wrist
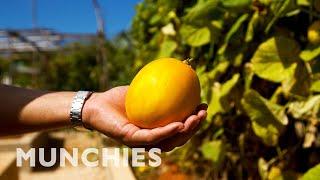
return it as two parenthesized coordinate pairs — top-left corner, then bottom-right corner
(82, 92), (99, 129)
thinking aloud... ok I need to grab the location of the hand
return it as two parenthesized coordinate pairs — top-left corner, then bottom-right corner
(82, 86), (207, 152)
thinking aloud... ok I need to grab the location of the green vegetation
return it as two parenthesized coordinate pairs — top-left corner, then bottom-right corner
(42, 38), (136, 90)
(131, 0), (320, 179)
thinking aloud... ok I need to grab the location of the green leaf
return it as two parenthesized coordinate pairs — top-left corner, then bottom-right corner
(156, 38), (177, 58)
(311, 80), (320, 92)
(244, 63), (254, 91)
(197, 66), (211, 102)
(225, 14), (249, 43)
(251, 36), (300, 82)
(197, 61), (230, 112)
(287, 95), (320, 120)
(218, 14), (249, 54)
(268, 167), (282, 180)
(221, 0), (252, 8)
(302, 163), (320, 180)
(282, 61), (311, 97)
(180, 25), (211, 47)
(207, 74), (240, 119)
(245, 11), (259, 42)
(259, 0), (272, 5)
(270, 171), (299, 180)
(241, 90), (288, 146)
(149, 32), (162, 47)
(184, 0), (220, 26)
(258, 158), (269, 180)
(208, 20), (223, 43)
(200, 140), (226, 168)
(297, 0), (310, 6)
(149, 14), (161, 25)
(312, 60), (320, 74)
(208, 61), (230, 80)
(266, 0), (298, 33)
(300, 45), (320, 61)
(157, 0), (180, 12)
(285, 9), (300, 17)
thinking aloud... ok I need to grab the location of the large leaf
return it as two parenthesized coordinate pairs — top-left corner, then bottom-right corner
(302, 163), (320, 180)
(196, 61), (230, 101)
(197, 62), (230, 125)
(183, 0), (220, 26)
(300, 45), (320, 61)
(287, 95), (320, 120)
(180, 24), (211, 47)
(200, 140), (226, 168)
(282, 61), (311, 97)
(241, 90), (288, 146)
(196, 61), (230, 102)
(207, 74), (240, 119)
(156, 38), (177, 58)
(251, 36), (300, 82)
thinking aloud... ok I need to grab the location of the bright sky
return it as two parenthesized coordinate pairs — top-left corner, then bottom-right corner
(0, 0), (141, 38)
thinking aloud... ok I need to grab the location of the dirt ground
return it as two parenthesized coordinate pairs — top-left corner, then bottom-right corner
(20, 165), (108, 180)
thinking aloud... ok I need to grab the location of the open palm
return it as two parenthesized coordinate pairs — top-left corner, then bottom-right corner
(83, 86), (207, 151)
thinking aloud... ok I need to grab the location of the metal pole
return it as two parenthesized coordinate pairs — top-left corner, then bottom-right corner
(92, 0), (109, 90)
(32, 0), (38, 87)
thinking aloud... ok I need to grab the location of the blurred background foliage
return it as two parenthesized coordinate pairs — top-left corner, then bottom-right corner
(0, 32), (136, 91)
(130, 0), (320, 179)
(41, 36), (136, 91)
(1, 0), (320, 179)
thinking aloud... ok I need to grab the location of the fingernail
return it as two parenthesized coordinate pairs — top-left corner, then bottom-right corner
(203, 111), (208, 118)
(201, 110), (208, 117)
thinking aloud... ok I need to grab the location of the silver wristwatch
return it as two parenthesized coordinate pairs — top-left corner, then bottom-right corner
(70, 91), (93, 127)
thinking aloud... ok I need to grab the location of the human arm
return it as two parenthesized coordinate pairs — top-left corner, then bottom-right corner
(0, 84), (74, 135)
(0, 84), (207, 151)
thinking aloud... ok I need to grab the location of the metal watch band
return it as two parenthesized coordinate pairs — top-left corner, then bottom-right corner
(70, 91), (93, 127)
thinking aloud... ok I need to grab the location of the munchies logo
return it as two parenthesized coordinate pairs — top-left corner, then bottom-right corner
(16, 148), (162, 167)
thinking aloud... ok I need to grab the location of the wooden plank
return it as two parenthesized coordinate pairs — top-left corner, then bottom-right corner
(104, 147), (136, 180)
(0, 152), (18, 180)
